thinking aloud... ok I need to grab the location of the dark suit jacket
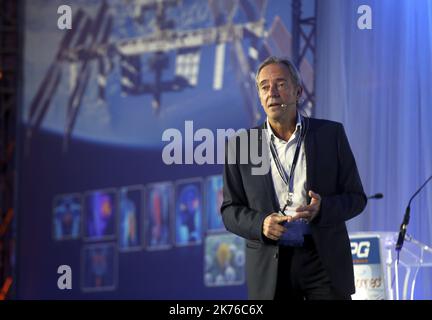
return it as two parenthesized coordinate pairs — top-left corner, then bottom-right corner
(221, 117), (367, 300)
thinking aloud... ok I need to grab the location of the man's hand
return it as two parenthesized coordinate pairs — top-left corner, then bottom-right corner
(292, 190), (321, 222)
(262, 213), (292, 241)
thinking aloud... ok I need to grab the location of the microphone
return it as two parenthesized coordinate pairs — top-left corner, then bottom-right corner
(280, 102), (296, 108)
(367, 193), (383, 199)
(395, 175), (432, 252)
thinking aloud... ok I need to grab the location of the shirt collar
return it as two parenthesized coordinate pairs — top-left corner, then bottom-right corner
(266, 112), (303, 143)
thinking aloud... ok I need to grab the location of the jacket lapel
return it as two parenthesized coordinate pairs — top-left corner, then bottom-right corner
(257, 122), (279, 211)
(303, 117), (315, 203)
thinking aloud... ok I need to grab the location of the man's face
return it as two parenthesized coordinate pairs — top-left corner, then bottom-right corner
(257, 63), (300, 121)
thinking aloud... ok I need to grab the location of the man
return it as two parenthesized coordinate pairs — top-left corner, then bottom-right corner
(221, 56), (367, 300)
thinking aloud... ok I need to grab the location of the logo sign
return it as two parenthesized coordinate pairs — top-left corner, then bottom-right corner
(350, 235), (386, 300)
(351, 237), (380, 264)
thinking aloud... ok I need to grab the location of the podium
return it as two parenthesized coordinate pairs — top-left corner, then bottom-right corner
(349, 232), (432, 300)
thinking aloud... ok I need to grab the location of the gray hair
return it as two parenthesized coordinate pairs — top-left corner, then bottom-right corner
(255, 56), (303, 90)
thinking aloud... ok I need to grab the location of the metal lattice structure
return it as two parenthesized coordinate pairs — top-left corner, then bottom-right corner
(0, 0), (19, 300)
(292, 0), (316, 115)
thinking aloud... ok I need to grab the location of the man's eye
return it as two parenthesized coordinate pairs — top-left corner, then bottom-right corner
(261, 86), (269, 91)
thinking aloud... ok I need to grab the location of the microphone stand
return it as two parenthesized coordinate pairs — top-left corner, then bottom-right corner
(393, 175), (432, 300)
(395, 175), (432, 253)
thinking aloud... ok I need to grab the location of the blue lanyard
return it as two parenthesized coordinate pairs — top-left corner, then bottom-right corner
(266, 118), (304, 211)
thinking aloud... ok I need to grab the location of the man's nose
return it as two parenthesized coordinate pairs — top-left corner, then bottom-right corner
(269, 83), (280, 96)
